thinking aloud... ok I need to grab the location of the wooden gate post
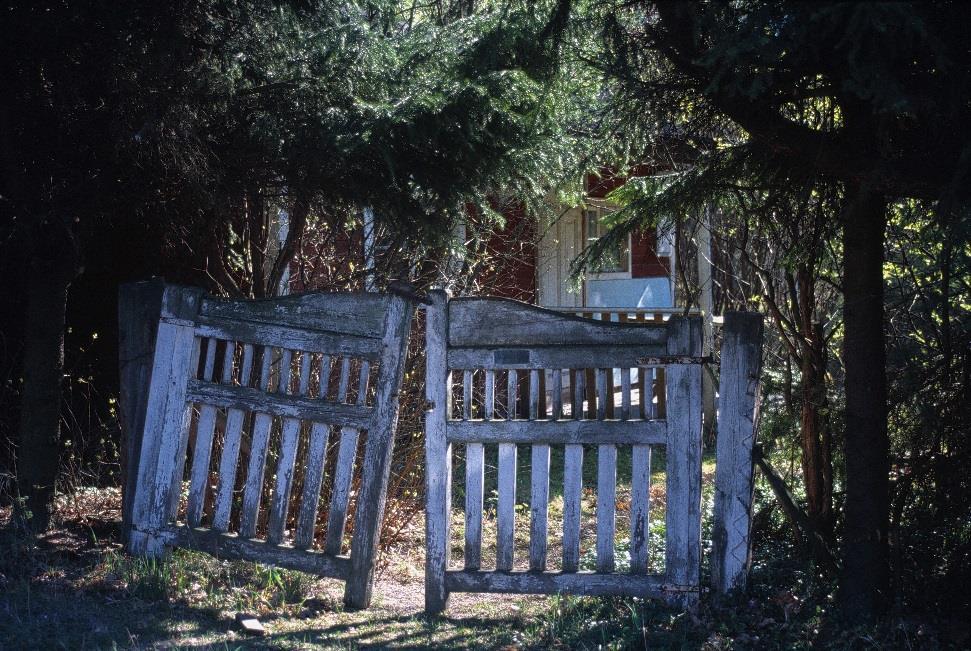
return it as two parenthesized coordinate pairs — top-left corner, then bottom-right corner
(664, 316), (703, 598)
(344, 291), (417, 609)
(118, 278), (166, 543)
(127, 284), (203, 556)
(711, 311), (764, 595)
(424, 289), (451, 614)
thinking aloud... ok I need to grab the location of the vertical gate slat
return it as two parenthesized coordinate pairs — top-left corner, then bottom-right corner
(484, 370), (495, 420)
(562, 369), (585, 572)
(186, 338), (222, 527)
(424, 291), (451, 613)
(294, 421), (331, 548)
(212, 343), (253, 532)
(595, 368), (607, 420)
(464, 442), (484, 570)
(239, 346), (275, 538)
(562, 445), (583, 572)
(345, 292), (416, 608)
(318, 354), (333, 400)
(325, 360), (369, 555)
(665, 317), (703, 589)
(638, 367), (648, 419)
(630, 444), (652, 573)
(293, 354), (333, 548)
(267, 351), (312, 544)
(572, 368), (584, 419)
(167, 336), (203, 519)
(507, 370), (518, 419)
(621, 368), (631, 420)
(528, 370), (539, 419)
(496, 442), (517, 571)
(596, 443), (617, 573)
(463, 370), (473, 420)
(529, 442), (550, 571)
(551, 369), (562, 420)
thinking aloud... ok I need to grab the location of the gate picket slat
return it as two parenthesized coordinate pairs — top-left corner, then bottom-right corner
(630, 445), (652, 573)
(551, 369), (562, 420)
(529, 369), (539, 420)
(325, 360), (369, 555)
(463, 370), (473, 419)
(464, 442), (484, 570)
(562, 445), (583, 573)
(621, 368), (631, 420)
(239, 346), (275, 538)
(318, 354), (333, 400)
(496, 442), (517, 571)
(596, 444), (618, 573)
(294, 421), (331, 549)
(572, 369), (584, 420)
(212, 343), (253, 532)
(167, 336), (202, 520)
(186, 338), (222, 527)
(595, 368), (607, 420)
(484, 370), (494, 420)
(529, 443), (550, 571)
(507, 370), (517, 419)
(267, 351), (312, 544)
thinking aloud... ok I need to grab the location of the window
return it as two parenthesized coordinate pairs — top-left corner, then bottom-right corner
(585, 207), (629, 274)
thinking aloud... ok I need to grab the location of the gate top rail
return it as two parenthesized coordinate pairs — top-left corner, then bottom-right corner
(448, 297), (670, 349)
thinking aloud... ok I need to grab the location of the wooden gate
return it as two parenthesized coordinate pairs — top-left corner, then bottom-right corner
(423, 292), (706, 613)
(125, 283), (415, 609)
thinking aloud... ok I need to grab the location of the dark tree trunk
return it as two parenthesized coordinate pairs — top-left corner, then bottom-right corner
(839, 182), (889, 621)
(17, 232), (78, 532)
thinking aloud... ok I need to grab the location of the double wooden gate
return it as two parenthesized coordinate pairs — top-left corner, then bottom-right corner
(125, 283), (415, 608)
(424, 293), (709, 613)
(124, 284), (761, 613)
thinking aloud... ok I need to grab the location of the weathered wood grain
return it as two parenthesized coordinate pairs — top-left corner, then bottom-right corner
(445, 570), (695, 597)
(345, 293), (416, 609)
(447, 345), (666, 371)
(664, 317), (703, 588)
(195, 318), (381, 362)
(267, 351), (313, 544)
(448, 297), (668, 348)
(562, 443), (583, 573)
(211, 343), (253, 532)
(496, 442), (517, 571)
(424, 290), (451, 613)
(118, 279), (166, 543)
(166, 525), (350, 580)
(199, 291), (391, 340)
(325, 361), (369, 555)
(596, 444), (617, 573)
(186, 338), (223, 527)
(711, 312), (764, 595)
(128, 285), (203, 556)
(630, 444), (652, 573)
(529, 443), (551, 571)
(185, 380), (372, 429)
(239, 348), (275, 539)
(445, 419), (666, 445)
(464, 442), (484, 570)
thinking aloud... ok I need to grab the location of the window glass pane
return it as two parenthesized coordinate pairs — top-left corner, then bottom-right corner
(586, 208), (628, 273)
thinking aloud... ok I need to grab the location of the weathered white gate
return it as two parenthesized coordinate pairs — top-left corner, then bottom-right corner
(424, 292), (712, 613)
(125, 283), (415, 609)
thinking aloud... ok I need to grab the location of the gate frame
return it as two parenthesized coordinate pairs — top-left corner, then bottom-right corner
(122, 281), (416, 609)
(423, 291), (707, 614)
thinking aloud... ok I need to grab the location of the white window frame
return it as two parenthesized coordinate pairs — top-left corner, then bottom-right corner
(584, 204), (632, 280)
